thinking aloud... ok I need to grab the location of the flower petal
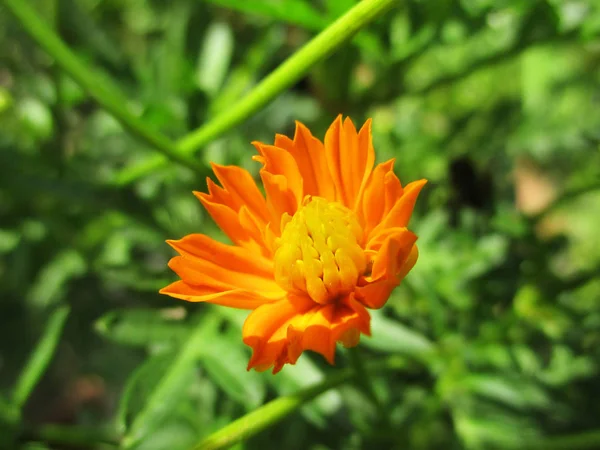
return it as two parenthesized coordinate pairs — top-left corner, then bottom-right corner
(252, 142), (303, 229)
(358, 159), (403, 236)
(195, 165), (271, 255)
(211, 163), (270, 224)
(324, 116), (375, 209)
(368, 178), (427, 240)
(357, 228), (417, 309)
(160, 234), (285, 308)
(160, 281), (270, 309)
(243, 294), (371, 373)
(273, 121), (336, 201)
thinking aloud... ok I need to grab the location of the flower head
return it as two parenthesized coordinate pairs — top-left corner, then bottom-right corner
(160, 116), (426, 373)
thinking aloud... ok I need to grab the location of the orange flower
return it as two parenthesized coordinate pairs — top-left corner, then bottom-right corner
(160, 116), (427, 373)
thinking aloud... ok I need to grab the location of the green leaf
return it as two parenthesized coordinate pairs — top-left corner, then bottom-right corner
(0, 229), (20, 254)
(12, 306), (70, 410)
(454, 409), (540, 450)
(122, 313), (222, 449)
(200, 330), (266, 409)
(269, 356), (343, 427)
(463, 374), (551, 410)
(116, 350), (180, 435)
(196, 21), (234, 97)
(363, 310), (434, 359)
(95, 308), (190, 348)
(27, 249), (86, 308)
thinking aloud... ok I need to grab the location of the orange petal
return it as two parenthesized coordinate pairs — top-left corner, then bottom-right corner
(252, 142), (303, 228)
(243, 294), (371, 373)
(273, 121), (336, 201)
(195, 165), (271, 255)
(195, 189), (267, 256)
(358, 159), (404, 236)
(368, 179), (427, 240)
(357, 228), (417, 309)
(160, 281), (271, 309)
(324, 116), (375, 209)
(160, 234), (285, 309)
(211, 163), (270, 224)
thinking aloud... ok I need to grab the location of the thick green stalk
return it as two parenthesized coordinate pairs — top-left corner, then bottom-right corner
(177, 0), (397, 155)
(114, 0), (400, 185)
(3, 0), (202, 172)
(193, 369), (353, 450)
(192, 355), (411, 450)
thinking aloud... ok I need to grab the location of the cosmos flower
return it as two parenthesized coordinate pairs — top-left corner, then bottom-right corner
(160, 116), (426, 373)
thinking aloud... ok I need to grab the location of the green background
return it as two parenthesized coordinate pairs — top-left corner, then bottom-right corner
(1, 0), (599, 449)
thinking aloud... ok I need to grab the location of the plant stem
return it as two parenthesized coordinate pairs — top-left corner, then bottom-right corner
(191, 354), (409, 450)
(2, 0), (203, 173)
(194, 369), (354, 450)
(114, 0), (401, 185)
(176, 0), (397, 155)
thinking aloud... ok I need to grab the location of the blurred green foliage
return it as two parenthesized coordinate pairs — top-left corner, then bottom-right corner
(1, 0), (600, 449)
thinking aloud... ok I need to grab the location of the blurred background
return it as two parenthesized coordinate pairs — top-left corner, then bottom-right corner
(1, 0), (600, 449)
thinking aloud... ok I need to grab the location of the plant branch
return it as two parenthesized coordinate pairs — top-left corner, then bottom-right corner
(192, 354), (411, 450)
(114, 0), (401, 186)
(3, 0), (203, 173)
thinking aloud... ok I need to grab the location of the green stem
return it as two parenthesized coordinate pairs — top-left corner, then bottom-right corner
(192, 354), (410, 450)
(177, 0), (397, 155)
(193, 369), (354, 450)
(2, 0), (203, 173)
(114, 0), (400, 186)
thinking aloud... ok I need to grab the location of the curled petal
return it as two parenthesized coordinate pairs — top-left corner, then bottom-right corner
(369, 179), (427, 239)
(274, 121), (336, 201)
(160, 234), (285, 309)
(195, 164), (271, 255)
(211, 163), (270, 224)
(357, 228), (417, 310)
(252, 143), (304, 228)
(243, 294), (371, 373)
(358, 158), (403, 237)
(324, 116), (375, 209)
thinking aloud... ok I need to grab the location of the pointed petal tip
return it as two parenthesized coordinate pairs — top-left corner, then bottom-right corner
(342, 115), (357, 128)
(192, 189), (206, 201)
(330, 114), (343, 129)
(294, 119), (308, 130)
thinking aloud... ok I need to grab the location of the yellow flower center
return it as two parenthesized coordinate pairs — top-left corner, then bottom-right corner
(273, 197), (367, 305)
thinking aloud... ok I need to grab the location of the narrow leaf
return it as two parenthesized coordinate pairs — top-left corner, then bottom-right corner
(12, 306), (70, 410)
(122, 314), (220, 449)
(95, 308), (190, 348)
